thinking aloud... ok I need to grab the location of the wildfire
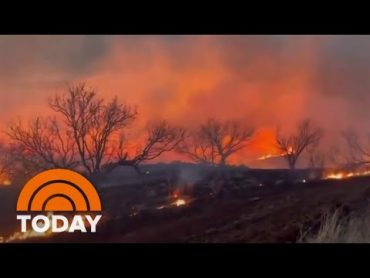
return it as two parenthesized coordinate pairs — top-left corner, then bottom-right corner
(3, 212), (54, 243)
(173, 199), (186, 207)
(1, 179), (11, 186)
(324, 170), (370, 180)
(156, 197), (189, 210)
(258, 154), (280, 160)
(169, 189), (188, 207)
(0, 172), (11, 186)
(257, 150), (291, 161)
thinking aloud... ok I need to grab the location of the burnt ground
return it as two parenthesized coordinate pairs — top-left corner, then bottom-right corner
(103, 177), (370, 243)
(2, 166), (370, 243)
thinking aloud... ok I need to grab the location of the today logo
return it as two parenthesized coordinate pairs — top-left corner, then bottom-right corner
(16, 169), (102, 234)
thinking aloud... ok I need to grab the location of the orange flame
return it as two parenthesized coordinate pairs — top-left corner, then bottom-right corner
(172, 199), (186, 207)
(324, 170), (370, 180)
(0, 172), (11, 186)
(2, 212), (54, 243)
(257, 153), (285, 161)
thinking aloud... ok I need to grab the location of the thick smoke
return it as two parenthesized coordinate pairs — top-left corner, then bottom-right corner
(1, 35), (370, 167)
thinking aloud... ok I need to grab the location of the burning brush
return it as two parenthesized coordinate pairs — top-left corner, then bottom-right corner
(156, 190), (190, 210)
(2, 212), (54, 243)
(324, 169), (370, 180)
(170, 190), (189, 207)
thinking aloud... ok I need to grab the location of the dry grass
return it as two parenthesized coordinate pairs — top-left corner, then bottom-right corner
(298, 207), (370, 243)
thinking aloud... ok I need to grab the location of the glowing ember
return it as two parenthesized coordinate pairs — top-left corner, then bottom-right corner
(0, 172), (11, 186)
(3, 212), (54, 243)
(173, 199), (186, 207)
(156, 197), (189, 210)
(2, 179), (11, 186)
(324, 170), (370, 180)
(326, 173), (346, 180)
(257, 149), (291, 161)
(258, 153), (283, 161)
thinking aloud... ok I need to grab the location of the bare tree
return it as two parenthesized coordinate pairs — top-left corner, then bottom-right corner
(7, 117), (78, 170)
(276, 119), (323, 170)
(307, 145), (326, 169)
(177, 131), (217, 165)
(178, 119), (255, 166)
(102, 121), (186, 174)
(0, 143), (42, 182)
(49, 83), (137, 176)
(341, 129), (370, 167)
(6, 83), (183, 180)
(0, 142), (14, 181)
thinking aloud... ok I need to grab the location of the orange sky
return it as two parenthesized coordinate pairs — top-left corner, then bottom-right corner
(1, 35), (370, 168)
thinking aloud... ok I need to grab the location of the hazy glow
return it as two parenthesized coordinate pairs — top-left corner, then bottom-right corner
(1, 36), (370, 167)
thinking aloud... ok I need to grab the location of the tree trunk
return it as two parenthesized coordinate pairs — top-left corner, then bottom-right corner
(219, 155), (227, 166)
(132, 164), (142, 175)
(288, 159), (297, 182)
(288, 157), (296, 170)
